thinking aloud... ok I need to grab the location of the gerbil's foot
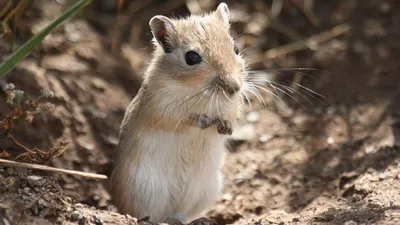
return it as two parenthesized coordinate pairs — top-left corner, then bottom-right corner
(165, 218), (185, 225)
(188, 217), (218, 225)
(165, 213), (186, 225)
(217, 119), (233, 135)
(138, 216), (159, 225)
(190, 114), (217, 129)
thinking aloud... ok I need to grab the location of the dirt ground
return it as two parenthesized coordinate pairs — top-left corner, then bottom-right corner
(1, 0), (400, 224)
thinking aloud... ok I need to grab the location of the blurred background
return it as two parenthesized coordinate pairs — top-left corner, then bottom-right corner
(0, 0), (400, 224)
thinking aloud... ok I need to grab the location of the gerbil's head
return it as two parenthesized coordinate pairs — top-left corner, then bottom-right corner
(147, 3), (246, 119)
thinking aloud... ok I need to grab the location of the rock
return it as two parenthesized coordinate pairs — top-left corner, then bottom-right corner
(246, 111), (260, 123)
(27, 176), (42, 187)
(78, 216), (87, 225)
(231, 124), (256, 141)
(6, 167), (14, 175)
(365, 145), (377, 154)
(92, 215), (103, 225)
(292, 217), (300, 222)
(71, 210), (83, 221)
(259, 134), (272, 143)
(222, 193), (233, 201)
(23, 187), (31, 194)
(327, 137), (335, 144)
(344, 220), (357, 225)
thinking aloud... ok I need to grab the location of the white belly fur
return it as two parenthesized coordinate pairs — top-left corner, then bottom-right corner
(123, 127), (226, 222)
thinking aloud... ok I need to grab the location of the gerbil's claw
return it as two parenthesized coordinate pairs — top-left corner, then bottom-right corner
(217, 119), (233, 135)
(187, 217), (218, 225)
(190, 114), (217, 129)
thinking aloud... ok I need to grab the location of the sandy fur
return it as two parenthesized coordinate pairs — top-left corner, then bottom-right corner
(110, 3), (246, 223)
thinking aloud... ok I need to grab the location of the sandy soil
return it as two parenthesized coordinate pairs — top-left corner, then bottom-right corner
(0, 0), (400, 224)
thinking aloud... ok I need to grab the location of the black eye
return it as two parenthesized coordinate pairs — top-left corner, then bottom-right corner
(185, 51), (202, 65)
(234, 44), (239, 55)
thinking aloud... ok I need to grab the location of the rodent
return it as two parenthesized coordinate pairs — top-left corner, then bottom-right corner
(110, 3), (247, 224)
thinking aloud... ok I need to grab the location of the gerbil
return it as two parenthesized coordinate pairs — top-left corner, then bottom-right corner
(110, 3), (247, 224)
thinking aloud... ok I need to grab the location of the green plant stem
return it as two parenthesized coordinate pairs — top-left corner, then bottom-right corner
(0, 0), (92, 77)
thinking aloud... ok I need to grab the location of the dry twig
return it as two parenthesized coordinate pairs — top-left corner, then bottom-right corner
(0, 159), (108, 179)
(288, 0), (321, 27)
(260, 23), (350, 61)
(10, 135), (70, 164)
(266, 0), (304, 41)
(0, 86), (69, 164)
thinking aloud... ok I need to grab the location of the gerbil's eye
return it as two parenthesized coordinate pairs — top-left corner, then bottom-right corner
(234, 44), (239, 55)
(185, 51), (202, 66)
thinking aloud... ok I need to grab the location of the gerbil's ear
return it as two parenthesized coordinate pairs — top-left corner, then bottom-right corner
(215, 3), (230, 26)
(149, 16), (177, 53)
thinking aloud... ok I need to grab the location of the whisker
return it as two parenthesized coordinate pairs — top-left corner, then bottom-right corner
(216, 91), (222, 121)
(209, 86), (217, 117)
(244, 84), (266, 106)
(249, 82), (283, 103)
(171, 84), (211, 112)
(247, 72), (325, 99)
(251, 81), (309, 109)
(241, 90), (252, 108)
(247, 68), (327, 80)
(267, 80), (325, 105)
(269, 81), (312, 105)
(222, 89), (235, 104)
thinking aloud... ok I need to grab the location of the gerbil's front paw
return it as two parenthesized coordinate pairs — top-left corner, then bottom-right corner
(217, 119), (233, 135)
(188, 217), (218, 225)
(190, 114), (217, 129)
(217, 120), (233, 135)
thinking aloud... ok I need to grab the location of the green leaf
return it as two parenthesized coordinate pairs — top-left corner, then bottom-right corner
(0, 0), (92, 77)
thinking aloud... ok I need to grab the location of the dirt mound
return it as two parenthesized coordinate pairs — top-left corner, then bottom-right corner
(1, 0), (400, 224)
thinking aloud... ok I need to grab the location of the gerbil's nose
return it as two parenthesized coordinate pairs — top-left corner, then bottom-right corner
(216, 76), (241, 95)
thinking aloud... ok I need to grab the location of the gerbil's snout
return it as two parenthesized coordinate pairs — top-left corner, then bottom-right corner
(215, 76), (241, 95)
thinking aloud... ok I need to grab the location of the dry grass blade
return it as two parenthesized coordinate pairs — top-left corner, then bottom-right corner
(259, 23), (350, 61)
(0, 159), (108, 180)
(288, 0), (321, 27)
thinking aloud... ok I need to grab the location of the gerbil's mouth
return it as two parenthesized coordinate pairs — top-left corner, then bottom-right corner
(215, 76), (241, 95)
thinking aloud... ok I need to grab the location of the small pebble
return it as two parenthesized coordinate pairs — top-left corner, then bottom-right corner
(222, 193), (233, 201)
(343, 220), (357, 225)
(78, 217), (87, 225)
(327, 137), (335, 145)
(31, 203), (40, 216)
(71, 210), (83, 221)
(92, 215), (103, 225)
(259, 134), (272, 143)
(27, 176), (42, 186)
(365, 146), (377, 154)
(23, 187), (31, 194)
(246, 111), (260, 123)
(231, 124), (256, 141)
(6, 168), (14, 175)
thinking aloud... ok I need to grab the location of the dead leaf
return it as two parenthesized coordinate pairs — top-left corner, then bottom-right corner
(0, 150), (10, 158)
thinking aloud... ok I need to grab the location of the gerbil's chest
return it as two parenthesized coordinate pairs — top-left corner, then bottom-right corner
(141, 128), (226, 170)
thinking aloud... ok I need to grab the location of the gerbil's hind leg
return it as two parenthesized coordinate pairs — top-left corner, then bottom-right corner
(189, 114), (217, 129)
(216, 119), (233, 135)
